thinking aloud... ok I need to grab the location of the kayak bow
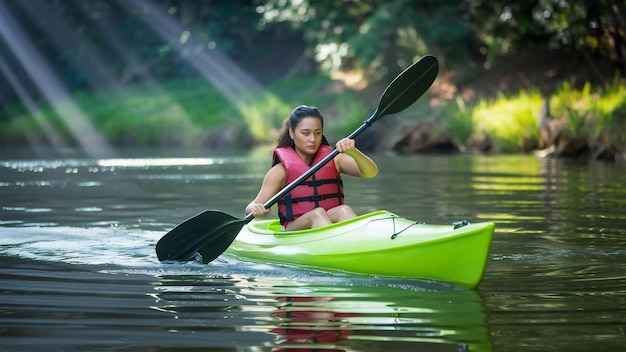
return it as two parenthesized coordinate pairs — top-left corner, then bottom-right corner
(225, 210), (494, 288)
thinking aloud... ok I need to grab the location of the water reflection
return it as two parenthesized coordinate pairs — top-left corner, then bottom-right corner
(270, 296), (355, 350)
(153, 275), (493, 351)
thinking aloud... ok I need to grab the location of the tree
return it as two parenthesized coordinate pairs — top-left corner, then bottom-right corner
(464, 0), (625, 77)
(259, 0), (624, 84)
(259, 0), (474, 82)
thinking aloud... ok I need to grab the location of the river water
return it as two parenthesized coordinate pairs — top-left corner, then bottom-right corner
(1, 148), (624, 351)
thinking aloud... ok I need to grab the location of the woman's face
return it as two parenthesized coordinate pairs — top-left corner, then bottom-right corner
(289, 117), (323, 161)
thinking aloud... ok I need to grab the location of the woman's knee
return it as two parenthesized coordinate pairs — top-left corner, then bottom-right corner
(287, 207), (332, 230)
(309, 207), (332, 221)
(328, 205), (356, 222)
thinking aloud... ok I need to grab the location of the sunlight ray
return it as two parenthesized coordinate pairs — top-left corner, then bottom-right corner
(70, 0), (200, 143)
(118, 0), (279, 133)
(71, 0), (158, 85)
(116, 0), (286, 142)
(117, 0), (271, 105)
(0, 2), (114, 158)
(0, 53), (68, 152)
(17, 0), (121, 91)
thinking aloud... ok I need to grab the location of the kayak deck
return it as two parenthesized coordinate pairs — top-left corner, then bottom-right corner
(226, 210), (494, 288)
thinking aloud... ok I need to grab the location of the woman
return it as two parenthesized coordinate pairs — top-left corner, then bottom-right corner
(245, 105), (378, 231)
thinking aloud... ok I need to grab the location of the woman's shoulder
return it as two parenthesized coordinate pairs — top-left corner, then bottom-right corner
(267, 162), (286, 178)
(260, 162), (286, 190)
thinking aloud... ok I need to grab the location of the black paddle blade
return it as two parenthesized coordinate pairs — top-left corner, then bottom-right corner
(195, 219), (248, 264)
(156, 210), (239, 261)
(375, 55), (439, 120)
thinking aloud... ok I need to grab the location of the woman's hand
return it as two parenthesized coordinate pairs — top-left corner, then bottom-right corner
(246, 202), (270, 218)
(244, 163), (286, 219)
(335, 138), (356, 154)
(334, 138), (378, 178)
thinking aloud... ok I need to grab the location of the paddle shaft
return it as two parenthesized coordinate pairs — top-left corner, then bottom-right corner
(156, 54), (438, 262)
(255, 55), (438, 219)
(254, 114), (372, 220)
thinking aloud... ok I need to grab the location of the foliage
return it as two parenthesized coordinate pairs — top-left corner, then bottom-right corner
(469, 90), (543, 152)
(549, 81), (626, 151)
(261, 0), (473, 81)
(1, 0), (624, 112)
(549, 82), (593, 136)
(592, 84), (626, 150)
(261, 0), (624, 82)
(1, 0), (625, 159)
(3, 72), (625, 159)
(463, 0), (626, 71)
(1, 75), (367, 147)
(439, 80), (626, 155)
(441, 97), (474, 147)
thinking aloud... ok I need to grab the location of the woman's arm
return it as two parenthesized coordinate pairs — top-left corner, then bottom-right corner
(335, 138), (378, 178)
(245, 163), (286, 217)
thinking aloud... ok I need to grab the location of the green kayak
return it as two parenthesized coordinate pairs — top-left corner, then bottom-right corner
(226, 210), (494, 288)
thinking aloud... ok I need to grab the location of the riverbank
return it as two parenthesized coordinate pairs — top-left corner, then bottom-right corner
(387, 81), (626, 162)
(1, 62), (624, 161)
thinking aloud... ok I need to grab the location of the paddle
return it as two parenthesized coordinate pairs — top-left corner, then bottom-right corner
(156, 54), (439, 263)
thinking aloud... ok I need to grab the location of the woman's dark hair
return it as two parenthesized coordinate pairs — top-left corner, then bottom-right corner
(272, 105), (330, 166)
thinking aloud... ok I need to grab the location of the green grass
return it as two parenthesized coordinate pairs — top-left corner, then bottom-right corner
(577, 82), (626, 150)
(435, 90), (544, 152)
(2, 76), (359, 147)
(439, 80), (626, 155)
(470, 89), (543, 152)
(551, 84), (626, 149)
(2, 75), (625, 157)
(546, 81), (626, 153)
(441, 97), (474, 148)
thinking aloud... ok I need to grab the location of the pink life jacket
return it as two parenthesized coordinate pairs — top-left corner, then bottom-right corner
(275, 145), (344, 225)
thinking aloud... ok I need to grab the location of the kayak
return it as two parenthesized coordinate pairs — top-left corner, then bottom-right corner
(226, 210), (494, 288)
